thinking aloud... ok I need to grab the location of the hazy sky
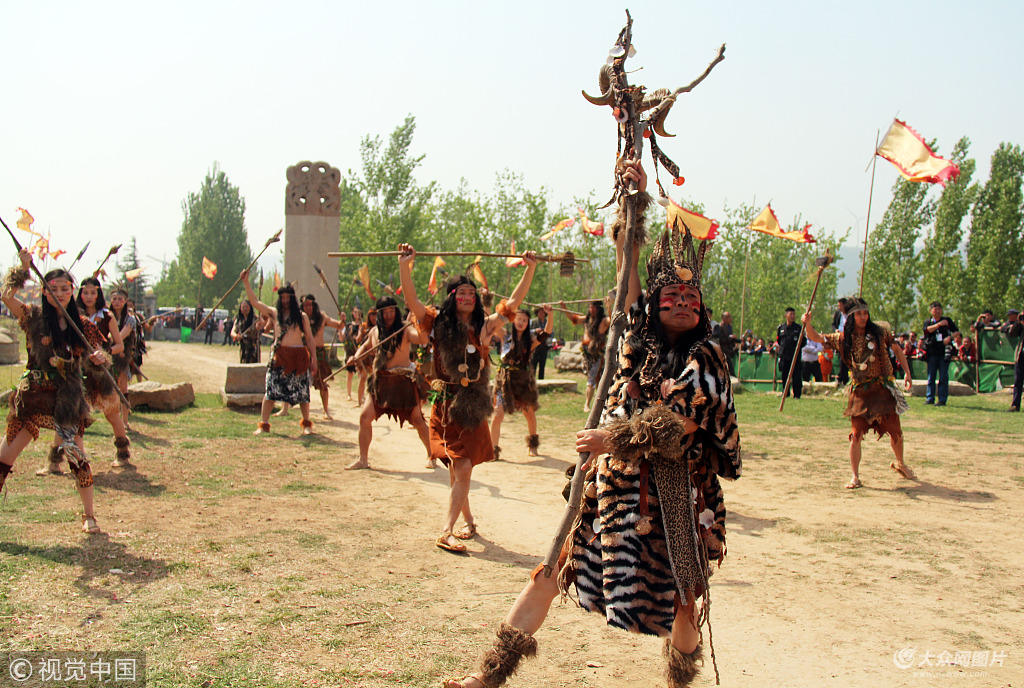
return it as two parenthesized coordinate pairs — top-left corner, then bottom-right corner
(3, 1), (1022, 283)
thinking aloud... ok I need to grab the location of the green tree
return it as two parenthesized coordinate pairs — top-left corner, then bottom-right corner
(964, 142), (1024, 320)
(154, 163), (253, 308)
(702, 202), (846, 343)
(862, 174), (935, 331)
(916, 137), (978, 325)
(115, 236), (149, 305)
(337, 116), (435, 304)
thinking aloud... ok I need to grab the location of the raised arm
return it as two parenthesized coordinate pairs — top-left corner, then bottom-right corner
(616, 157), (646, 312)
(1, 249), (33, 320)
(800, 312), (825, 344)
(397, 244), (427, 323)
(241, 270), (274, 319)
(484, 252), (537, 337)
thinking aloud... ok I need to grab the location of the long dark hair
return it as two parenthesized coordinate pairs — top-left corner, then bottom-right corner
(509, 308), (534, 361)
(236, 299), (255, 330)
(842, 297), (884, 363)
(435, 275), (486, 343)
(374, 296), (404, 362)
(75, 277), (106, 313)
(41, 269), (86, 352)
(110, 288), (130, 327)
(301, 293), (324, 334)
(585, 300), (606, 340)
(635, 286), (712, 396)
(275, 284), (303, 331)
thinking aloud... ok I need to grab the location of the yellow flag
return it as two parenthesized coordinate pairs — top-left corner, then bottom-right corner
(470, 259), (489, 289)
(16, 208), (38, 236)
(358, 265), (374, 300)
(877, 119), (960, 184)
(749, 204), (815, 243)
(202, 256), (218, 279)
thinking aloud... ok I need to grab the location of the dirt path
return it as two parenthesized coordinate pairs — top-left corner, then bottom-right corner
(3, 342), (1020, 686)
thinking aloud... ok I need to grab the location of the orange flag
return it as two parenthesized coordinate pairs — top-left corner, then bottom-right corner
(578, 209), (605, 237)
(540, 217), (576, 242)
(273, 269), (282, 292)
(32, 236), (49, 259)
(49, 249), (67, 260)
(16, 208), (39, 236)
(357, 265), (374, 300)
(749, 204), (816, 243)
(202, 256), (218, 279)
(665, 199), (720, 240)
(505, 241), (526, 268)
(876, 119), (960, 185)
(124, 267), (145, 281)
(427, 256), (446, 295)
(470, 258), (489, 289)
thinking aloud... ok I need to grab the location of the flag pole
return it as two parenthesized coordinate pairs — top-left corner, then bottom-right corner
(737, 195), (756, 366)
(780, 252), (833, 411)
(858, 130), (880, 297)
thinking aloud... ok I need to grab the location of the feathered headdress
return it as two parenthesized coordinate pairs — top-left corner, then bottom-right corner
(645, 220), (709, 293)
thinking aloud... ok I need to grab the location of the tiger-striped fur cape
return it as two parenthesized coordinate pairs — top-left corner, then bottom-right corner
(561, 292), (741, 638)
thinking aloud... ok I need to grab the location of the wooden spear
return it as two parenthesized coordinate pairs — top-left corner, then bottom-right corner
(91, 244), (122, 279)
(539, 12), (727, 577)
(0, 215), (132, 410)
(66, 240), (91, 273)
(489, 292), (582, 317)
(196, 229), (282, 331)
(327, 250), (587, 277)
(321, 321), (413, 384)
(779, 251), (834, 411)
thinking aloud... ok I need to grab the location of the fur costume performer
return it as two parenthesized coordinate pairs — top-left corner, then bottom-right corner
(367, 296), (421, 425)
(418, 280), (512, 467)
(558, 227), (741, 682)
(2, 266), (107, 492)
(493, 327), (548, 415)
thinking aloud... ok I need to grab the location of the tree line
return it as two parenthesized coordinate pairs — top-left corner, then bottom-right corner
(152, 120), (1023, 344)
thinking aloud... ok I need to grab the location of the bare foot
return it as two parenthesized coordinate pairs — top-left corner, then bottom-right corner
(322, 410), (334, 421)
(346, 458), (370, 470)
(425, 458), (437, 469)
(528, 448), (539, 457)
(253, 425), (269, 436)
(36, 463), (63, 476)
(442, 675), (486, 688)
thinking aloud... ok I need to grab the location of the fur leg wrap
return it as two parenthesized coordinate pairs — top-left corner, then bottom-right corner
(257, 422), (270, 432)
(66, 450), (93, 489)
(664, 639), (703, 688)
(0, 462), (13, 491)
(49, 445), (64, 467)
(299, 419), (313, 430)
(114, 436), (131, 460)
(477, 623), (538, 688)
(492, 446), (501, 461)
(526, 434), (539, 451)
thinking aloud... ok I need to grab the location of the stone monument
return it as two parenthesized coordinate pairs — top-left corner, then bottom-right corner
(284, 161), (341, 309)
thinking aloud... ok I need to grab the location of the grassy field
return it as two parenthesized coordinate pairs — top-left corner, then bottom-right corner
(0, 339), (1022, 687)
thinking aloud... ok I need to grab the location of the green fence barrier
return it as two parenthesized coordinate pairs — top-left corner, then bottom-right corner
(180, 326), (192, 343)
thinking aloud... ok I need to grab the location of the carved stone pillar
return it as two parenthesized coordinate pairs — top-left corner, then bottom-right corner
(284, 161), (341, 312)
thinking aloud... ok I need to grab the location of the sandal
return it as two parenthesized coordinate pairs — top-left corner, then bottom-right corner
(441, 676), (487, 688)
(845, 478), (862, 490)
(81, 516), (101, 534)
(890, 462), (917, 480)
(455, 523), (477, 540)
(435, 531), (468, 553)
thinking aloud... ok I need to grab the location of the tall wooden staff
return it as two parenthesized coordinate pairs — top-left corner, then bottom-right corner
(0, 215), (131, 409)
(540, 13), (726, 575)
(779, 252), (833, 411)
(197, 230), (282, 331)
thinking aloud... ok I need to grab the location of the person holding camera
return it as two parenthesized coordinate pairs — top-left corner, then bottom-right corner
(922, 301), (958, 406)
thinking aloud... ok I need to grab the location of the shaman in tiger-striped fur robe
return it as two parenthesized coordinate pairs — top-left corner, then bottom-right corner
(561, 292), (741, 637)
